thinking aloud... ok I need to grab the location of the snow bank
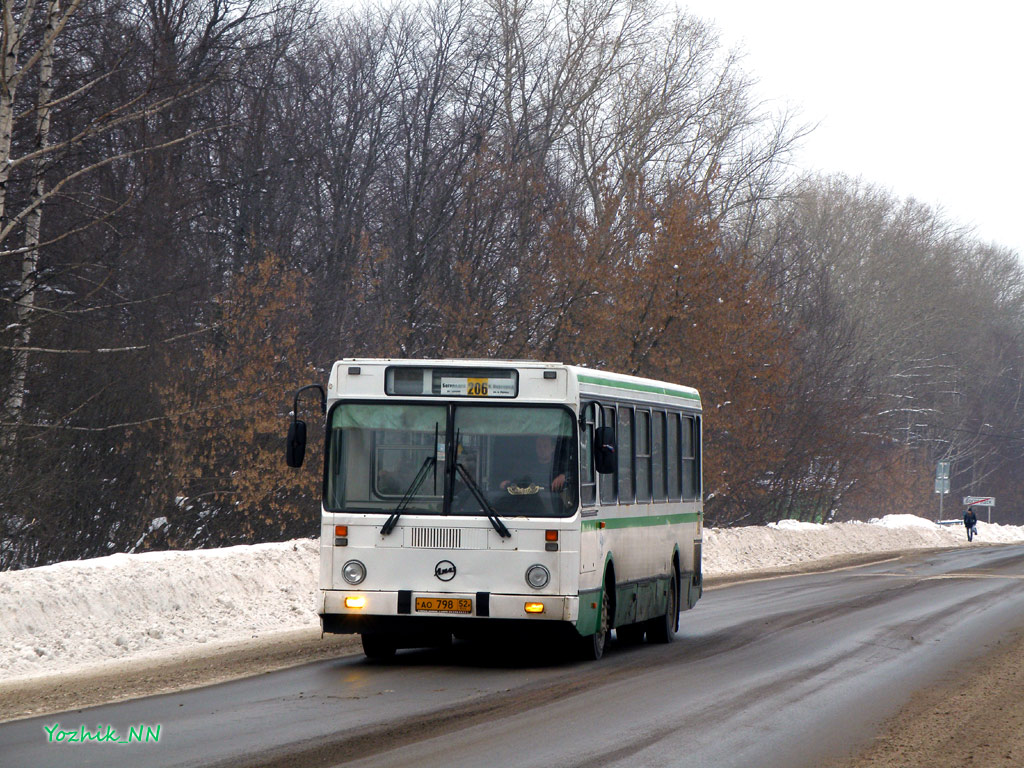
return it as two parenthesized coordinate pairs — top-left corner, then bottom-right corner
(703, 514), (999, 573)
(2, 515), (1023, 683)
(0, 540), (319, 683)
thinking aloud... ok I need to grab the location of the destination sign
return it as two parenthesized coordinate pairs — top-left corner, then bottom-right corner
(386, 366), (518, 397)
(440, 376), (516, 397)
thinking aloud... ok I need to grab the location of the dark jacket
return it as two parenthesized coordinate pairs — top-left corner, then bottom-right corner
(964, 510), (978, 528)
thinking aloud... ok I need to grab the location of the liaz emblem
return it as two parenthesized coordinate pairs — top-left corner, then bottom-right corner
(434, 560), (456, 581)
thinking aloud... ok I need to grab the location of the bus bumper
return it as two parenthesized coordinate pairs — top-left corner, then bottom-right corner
(320, 589), (577, 635)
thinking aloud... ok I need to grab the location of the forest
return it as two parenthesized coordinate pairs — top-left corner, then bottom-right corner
(3, 0), (1023, 569)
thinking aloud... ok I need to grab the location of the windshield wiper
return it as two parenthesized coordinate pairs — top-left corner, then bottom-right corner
(381, 456), (435, 536)
(455, 462), (511, 538)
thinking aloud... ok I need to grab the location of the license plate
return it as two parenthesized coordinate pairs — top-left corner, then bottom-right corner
(415, 597), (472, 614)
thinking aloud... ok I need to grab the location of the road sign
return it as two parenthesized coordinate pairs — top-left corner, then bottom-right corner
(936, 461), (950, 479)
(963, 496), (995, 507)
(934, 478), (949, 494)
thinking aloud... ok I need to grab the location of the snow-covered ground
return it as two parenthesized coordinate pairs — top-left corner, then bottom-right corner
(2, 515), (1022, 684)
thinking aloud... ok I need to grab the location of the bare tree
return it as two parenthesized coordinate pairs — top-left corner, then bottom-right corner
(753, 174), (1024, 522)
(0, 0), (312, 567)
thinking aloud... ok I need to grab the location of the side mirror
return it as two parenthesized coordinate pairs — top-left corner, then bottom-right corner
(594, 425), (616, 474)
(286, 419), (307, 468)
(285, 384), (325, 469)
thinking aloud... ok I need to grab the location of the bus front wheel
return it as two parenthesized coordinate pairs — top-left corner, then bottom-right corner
(581, 591), (611, 661)
(361, 633), (397, 660)
(616, 623), (645, 645)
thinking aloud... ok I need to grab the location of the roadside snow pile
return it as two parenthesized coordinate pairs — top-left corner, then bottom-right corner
(871, 513), (940, 529)
(2, 515), (1023, 683)
(0, 540), (319, 683)
(703, 515), (1024, 574)
(766, 519), (822, 531)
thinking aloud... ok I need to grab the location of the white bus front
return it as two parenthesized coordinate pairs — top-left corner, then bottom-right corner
(309, 363), (582, 658)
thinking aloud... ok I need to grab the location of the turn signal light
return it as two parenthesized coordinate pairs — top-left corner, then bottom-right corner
(344, 596), (366, 609)
(335, 525), (348, 536)
(524, 602), (545, 614)
(545, 530), (558, 541)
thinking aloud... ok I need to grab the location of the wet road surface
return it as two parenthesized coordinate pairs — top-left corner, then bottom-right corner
(4, 545), (1024, 768)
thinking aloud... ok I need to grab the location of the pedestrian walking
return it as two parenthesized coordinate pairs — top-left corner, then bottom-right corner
(963, 506), (978, 542)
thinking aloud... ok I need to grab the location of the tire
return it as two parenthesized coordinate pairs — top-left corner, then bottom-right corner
(361, 633), (397, 660)
(646, 571), (678, 644)
(616, 623), (645, 645)
(580, 589), (611, 661)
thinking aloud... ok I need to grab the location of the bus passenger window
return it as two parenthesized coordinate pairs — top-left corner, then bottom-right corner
(652, 411), (666, 502)
(617, 406), (634, 502)
(666, 413), (681, 502)
(599, 406), (616, 504)
(682, 415), (697, 501)
(636, 411), (651, 503)
(580, 406), (596, 506)
(693, 416), (702, 499)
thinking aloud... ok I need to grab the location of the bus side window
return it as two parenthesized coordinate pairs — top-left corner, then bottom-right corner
(599, 406), (617, 504)
(682, 415), (697, 501)
(617, 406), (634, 502)
(580, 405), (596, 506)
(693, 416), (702, 499)
(666, 413), (681, 502)
(652, 411), (666, 502)
(636, 410), (651, 503)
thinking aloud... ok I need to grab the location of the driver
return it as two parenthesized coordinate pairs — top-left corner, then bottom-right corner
(500, 435), (567, 492)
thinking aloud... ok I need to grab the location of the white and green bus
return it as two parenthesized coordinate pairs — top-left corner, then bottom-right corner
(285, 359), (703, 660)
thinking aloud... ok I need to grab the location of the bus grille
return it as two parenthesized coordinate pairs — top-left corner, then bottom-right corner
(409, 527), (462, 549)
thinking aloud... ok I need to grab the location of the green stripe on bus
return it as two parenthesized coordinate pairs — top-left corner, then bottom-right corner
(577, 374), (701, 402)
(581, 512), (701, 531)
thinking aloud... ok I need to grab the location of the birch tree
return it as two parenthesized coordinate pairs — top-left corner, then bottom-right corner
(0, 0), (79, 462)
(0, 0), (207, 464)
(0, 0), (306, 567)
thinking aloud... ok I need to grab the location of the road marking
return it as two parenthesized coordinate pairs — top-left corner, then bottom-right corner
(923, 573), (1024, 581)
(852, 572), (1024, 580)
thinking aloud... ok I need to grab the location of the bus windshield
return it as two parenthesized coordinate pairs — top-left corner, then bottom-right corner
(324, 403), (577, 518)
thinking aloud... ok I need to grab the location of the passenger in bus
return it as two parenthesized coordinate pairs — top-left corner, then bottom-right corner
(377, 467), (401, 495)
(499, 436), (567, 493)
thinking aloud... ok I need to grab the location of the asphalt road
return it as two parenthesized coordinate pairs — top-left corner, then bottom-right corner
(4, 545), (1024, 768)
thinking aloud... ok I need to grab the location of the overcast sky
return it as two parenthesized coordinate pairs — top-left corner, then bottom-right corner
(682, 1), (1023, 255)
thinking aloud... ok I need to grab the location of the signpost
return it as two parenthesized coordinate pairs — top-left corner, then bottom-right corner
(935, 461), (950, 522)
(963, 495), (995, 524)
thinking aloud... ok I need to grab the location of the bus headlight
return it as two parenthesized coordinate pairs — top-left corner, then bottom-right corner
(525, 564), (550, 589)
(342, 560), (366, 585)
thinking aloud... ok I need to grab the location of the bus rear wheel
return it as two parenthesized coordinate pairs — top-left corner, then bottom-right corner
(361, 633), (397, 660)
(646, 571), (678, 644)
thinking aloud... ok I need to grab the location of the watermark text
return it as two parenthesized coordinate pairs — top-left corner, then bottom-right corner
(43, 722), (162, 745)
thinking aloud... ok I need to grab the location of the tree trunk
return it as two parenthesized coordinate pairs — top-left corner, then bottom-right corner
(1, 0), (59, 462)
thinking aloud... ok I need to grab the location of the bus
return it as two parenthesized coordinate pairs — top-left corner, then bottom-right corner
(285, 359), (703, 660)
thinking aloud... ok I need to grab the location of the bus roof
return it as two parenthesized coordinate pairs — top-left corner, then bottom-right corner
(566, 365), (701, 409)
(329, 359), (701, 410)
